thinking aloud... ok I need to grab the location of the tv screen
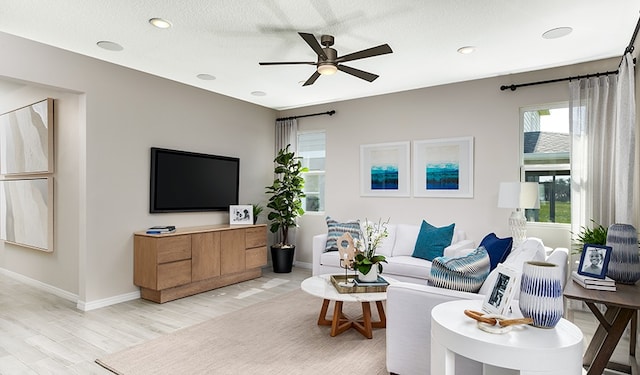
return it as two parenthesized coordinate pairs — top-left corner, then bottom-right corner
(150, 147), (239, 213)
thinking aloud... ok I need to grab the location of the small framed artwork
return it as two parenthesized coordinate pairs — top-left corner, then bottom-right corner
(229, 205), (253, 225)
(0, 98), (54, 175)
(413, 136), (474, 198)
(360, 141), (410, 197)
(0, 177), (54, 252)
(482, 264), (518, 316)
(578, 244), (612, 279)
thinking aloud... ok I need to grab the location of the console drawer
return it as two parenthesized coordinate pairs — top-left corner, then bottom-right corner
(157, 260), (192, 289)
(156, 235), (191, 264)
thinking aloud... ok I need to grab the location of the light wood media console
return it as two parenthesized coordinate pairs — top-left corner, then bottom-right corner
(134, 224), (267, 303)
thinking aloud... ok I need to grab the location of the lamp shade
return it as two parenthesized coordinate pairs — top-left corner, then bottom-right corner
(498, 182), (540, 209)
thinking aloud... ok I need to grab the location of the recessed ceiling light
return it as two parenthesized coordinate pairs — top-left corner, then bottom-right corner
(457, 46), (476, 55)
(196, 74), (216, 81)
(251, 91), (266, 97)
(96, 41), (123, 51)
(149, 18), (172, 29)
(542, 27), (573, 39)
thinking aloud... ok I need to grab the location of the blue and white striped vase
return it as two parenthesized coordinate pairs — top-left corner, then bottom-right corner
(606, 223), (640, 285)
(519, 261), (564, 329)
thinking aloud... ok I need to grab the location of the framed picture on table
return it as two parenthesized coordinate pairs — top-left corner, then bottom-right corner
(482, 264), (518, 316)
(578, 244), (612, 279)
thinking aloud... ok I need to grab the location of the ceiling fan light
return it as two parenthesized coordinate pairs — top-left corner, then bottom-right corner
(317, 64), (337, 75)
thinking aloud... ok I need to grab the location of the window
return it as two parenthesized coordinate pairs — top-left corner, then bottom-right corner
(297, 131), (325, 213)
(520, 104), (570, 224)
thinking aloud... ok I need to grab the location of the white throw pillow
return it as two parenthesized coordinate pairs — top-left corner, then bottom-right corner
(478, 238), (546, 296)
(391, 224), (421, 256)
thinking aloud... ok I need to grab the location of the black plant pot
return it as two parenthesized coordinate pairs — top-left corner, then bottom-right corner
(271, 245), (295, 273)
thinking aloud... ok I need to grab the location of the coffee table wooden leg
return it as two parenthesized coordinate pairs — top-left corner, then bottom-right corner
(352, 301), (374, 339)
(330, 300), (353, 337)
(372, 301), (386, 328)
(317, 299), (332, 326)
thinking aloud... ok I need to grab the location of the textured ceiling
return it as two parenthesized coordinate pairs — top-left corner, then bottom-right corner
(0, 1), (638, 110)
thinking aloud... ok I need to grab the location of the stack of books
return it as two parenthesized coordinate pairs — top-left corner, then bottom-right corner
(571, 271), (616, 291)
(353, 276), (389, 287)
(146, 225), (176, 234)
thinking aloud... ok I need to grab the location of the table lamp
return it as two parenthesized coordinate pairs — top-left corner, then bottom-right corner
(498, 182), (540, 247)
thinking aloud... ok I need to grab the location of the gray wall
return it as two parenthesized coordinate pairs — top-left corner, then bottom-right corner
(0, 30), (638, 308)
(281, 56), (634, 267)
(0, 32), (276, 309)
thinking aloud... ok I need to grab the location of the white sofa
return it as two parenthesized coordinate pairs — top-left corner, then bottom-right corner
(312, 223), (475, 283)
(385, 238), (569, 375)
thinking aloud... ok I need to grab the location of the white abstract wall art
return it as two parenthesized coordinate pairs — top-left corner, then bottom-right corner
(0, 98), (54, 175)
(360, 141), (410, 197)
(0, 177), (53, 252)
(413, 136), (474, 198)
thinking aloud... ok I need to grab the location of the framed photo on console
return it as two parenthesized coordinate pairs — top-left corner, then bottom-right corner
(482, 264), (518, 316)
(229, 205), (252, 225)
(578, 244), (612, 279)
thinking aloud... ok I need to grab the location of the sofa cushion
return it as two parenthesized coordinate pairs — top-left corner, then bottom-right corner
(384, 256), (432, 280)
(429, 247), (490, 293)
(392, 224), (421, 256)
(479, 238), (546, 298)
(412, 220), (455, 261)
(479, 233), (513, 271)
(325, 217), (361, 252)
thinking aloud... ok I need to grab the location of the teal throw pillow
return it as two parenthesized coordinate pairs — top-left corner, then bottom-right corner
(479, 232), (513, 271)
(412, 220), (455, 261)
(429, 246), (490, 293)
(325, 217), (361, 252)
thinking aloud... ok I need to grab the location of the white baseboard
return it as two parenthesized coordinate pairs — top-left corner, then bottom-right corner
(77, 291), (140, 312)
(0, 267), (141, 312)
(0, 267), (78, 303)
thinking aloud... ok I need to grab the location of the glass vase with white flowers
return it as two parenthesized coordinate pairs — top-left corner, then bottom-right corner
(353, 218), (390, 279)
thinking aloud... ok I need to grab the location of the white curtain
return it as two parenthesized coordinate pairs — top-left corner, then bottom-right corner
(272, 118), (298, 245)
(614, 53), (637, 224)
(275, 118), (298, 155)
(570, 53), (637, 238)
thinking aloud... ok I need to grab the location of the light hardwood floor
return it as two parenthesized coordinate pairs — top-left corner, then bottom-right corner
(0, 267), (636, 374)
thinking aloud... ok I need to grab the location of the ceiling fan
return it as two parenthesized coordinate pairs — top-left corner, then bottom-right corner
(259, 32), (393, 86)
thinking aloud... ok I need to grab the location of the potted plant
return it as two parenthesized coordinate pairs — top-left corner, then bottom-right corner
(265, 144), (308, 273)
(252, 203), (263, 225)
(572, 219), (608, 254)
(353, 218), (390, 281)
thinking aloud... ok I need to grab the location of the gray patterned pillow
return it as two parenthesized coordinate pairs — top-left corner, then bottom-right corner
(325, 217), (361, 252)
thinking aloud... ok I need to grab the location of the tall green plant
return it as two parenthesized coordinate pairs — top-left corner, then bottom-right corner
(265, 144), (308, 247)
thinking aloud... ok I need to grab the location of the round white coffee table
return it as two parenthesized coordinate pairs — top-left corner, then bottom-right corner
(431, 299), (583, 375)
(301, 273), (397, 339)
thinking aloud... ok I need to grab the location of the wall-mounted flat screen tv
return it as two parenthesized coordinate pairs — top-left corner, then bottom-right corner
(150, 147), (239, 213)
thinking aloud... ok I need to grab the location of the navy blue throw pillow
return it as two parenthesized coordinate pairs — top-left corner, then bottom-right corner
(479, 233), (513, 270)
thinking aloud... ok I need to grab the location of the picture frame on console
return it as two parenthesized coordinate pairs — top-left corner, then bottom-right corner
(229, 205), (253, 225)
(360, 141), (410, 197)
(578, 244), (612, 279)
(412, 136), (473, 198)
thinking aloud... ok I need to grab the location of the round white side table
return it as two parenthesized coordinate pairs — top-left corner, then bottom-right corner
(431, 299), (583, 375)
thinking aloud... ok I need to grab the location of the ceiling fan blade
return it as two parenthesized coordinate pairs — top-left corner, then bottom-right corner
(298, 32), (327, 60)
(259, 61), (316, 66)
(303, 71), (321, 86)
(337, 65), (379, 82)
(337, 44), (393, 63)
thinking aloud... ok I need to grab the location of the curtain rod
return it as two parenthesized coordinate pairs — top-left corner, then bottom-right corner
(276, 110), (336, 121)
(500, 15), (640, 92)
